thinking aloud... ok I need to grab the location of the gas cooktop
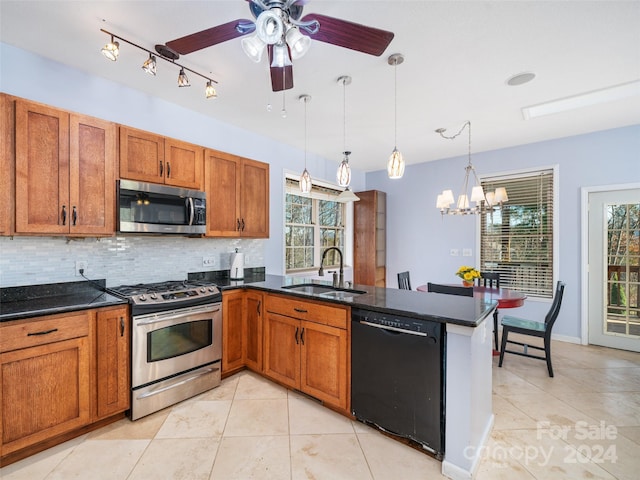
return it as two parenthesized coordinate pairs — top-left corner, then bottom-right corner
(110, 280), (221, 312)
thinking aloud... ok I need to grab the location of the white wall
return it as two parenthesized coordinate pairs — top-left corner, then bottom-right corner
(0, 43), (365, 287)
(365, 125), (640, 342)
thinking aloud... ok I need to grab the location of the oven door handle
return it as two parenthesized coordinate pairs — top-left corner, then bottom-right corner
(187, 197), (195, 226)
(136, 306), (221, 326)
(135, 367), (219, 400)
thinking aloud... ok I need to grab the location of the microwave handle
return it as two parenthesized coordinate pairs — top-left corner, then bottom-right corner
(187, 197), (195, 226)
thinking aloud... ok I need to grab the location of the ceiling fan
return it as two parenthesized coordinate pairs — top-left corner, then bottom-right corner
(156, 0), (395, 92)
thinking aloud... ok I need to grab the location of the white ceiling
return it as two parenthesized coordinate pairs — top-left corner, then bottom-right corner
(1, 0), (639, 173)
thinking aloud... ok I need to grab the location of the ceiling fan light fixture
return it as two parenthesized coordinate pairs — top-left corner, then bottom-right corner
(177, 67), (190, 87)
(256, 9), (284, 45)
(285, 26), (310, 60)
(271, 42), (292, 68)
(101, 35), (119, 61)
(241, 34), (266, 62)
(141, 53), (157, 75)
(205, 80), (217, 99)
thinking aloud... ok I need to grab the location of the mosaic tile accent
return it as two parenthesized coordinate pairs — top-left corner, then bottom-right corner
(0, 236), (265, 288)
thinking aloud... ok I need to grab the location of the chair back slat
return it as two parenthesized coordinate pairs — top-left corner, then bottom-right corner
(398, 271), (412, 290)
(478, 271), (500, 289)
(427, 282), (474, 297)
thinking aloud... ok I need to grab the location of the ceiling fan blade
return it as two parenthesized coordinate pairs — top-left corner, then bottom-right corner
(166, 19), (254, 54)
(300, 13), (394, 56)
(268, 45), (294, 92)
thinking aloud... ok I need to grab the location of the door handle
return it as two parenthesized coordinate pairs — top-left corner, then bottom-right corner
(257, 300), (261, 316)
(72, 206), (77, 226)
(28, 328), (58, 336)
(119, 317), (125, 337)
(61, 205), (67, 225)
(300, 327), (305, 345)
(236, 218), (241, 231)
(294, 327), (299, 344)
(241, 218), (245, 231)
(159, 160), (163, 177)
(167, 162), (171, 177)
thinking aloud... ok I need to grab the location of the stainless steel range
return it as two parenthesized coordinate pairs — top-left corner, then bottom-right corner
(110, 280), (222, 420)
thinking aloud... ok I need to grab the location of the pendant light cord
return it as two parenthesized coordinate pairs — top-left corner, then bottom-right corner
(343, 78), (347, 152)
(304, 97), (308, 168)
(393, 59), (397, 148)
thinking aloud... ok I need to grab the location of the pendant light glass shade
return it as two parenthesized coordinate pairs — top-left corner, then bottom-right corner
(387, 147), (405, 179)
(255, 9), (284, 44)
(337, 152), (352, 187)
(101, 36), (119, 61)
(177, 68), (190, 87)
(286, 26), (311, 60)
(241, 35), (266, 62)
(336, 187), (360, 203)
(141, 54), (156, 75)
(271, 42), (292, 68)
(300, 168), (312, 194)
(205, 81), (217, 99)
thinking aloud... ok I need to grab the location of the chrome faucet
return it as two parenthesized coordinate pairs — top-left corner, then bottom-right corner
(319, 247), (344, 288)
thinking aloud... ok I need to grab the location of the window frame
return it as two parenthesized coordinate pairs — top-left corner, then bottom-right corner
(478, 165), (559, 300)
(284, 174), (349, 273)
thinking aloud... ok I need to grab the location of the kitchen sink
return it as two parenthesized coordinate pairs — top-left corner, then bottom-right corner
(281, 283), (367, 297)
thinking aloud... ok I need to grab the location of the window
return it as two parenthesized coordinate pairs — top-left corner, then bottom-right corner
(480, 168), (556, 298)
(285, 178), (345, 272)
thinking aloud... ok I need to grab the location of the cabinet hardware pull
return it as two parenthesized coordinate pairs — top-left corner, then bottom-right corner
(257, 300), (261, 316)
(300, 327), (305, 345)
(72, 206), (77, 226)
(294, 308), (308, 313)
(119, 317), (125, 337)
(61, 205), (67, 225)
(159, 160), (163, 176)
(27, 328), (58, 336)
(167, 162), (171, 177)
(241, 218), (245, 231)
(295, 327), (299, 344)
(236, 218), (241, 231)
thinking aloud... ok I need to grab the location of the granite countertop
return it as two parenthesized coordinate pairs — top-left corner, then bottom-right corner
(0, 280), (128, 322)
(217, 274), (496, 328)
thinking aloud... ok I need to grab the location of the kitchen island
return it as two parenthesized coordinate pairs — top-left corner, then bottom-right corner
(202, 273), (496, 480)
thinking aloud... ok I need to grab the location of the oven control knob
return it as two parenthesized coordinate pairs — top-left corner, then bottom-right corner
(200, 287), (206, 293)
(139, 294), (147, 302)
(208, 287), (215, 292)
(150, 293), (157, 300)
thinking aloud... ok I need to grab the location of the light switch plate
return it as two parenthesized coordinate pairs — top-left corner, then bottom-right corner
(463, 248), (472, 257)
(450, 249), (459, 256)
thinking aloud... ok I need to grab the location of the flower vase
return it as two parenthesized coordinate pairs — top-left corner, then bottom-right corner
(462, 280), (474, 287)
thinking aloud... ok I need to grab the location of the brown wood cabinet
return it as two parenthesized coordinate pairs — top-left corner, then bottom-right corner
(14, 99), (116, 236)
(222, 290), (264, 375)
(204, 150), (269, 238)
(0, 94), (15, 235)
(354, 190), (387, 287)
(0, 306), (130, 466)
(94, 306), (130, 419)
(119, 127), (203, 190)
(264, 294), (349, 411)
(0, 311), (91, 460)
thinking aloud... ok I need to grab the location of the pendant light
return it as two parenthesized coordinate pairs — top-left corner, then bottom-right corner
(336, 75), (352, 187)
(299, 94), (312, 194)
(387, 53), (405, 179)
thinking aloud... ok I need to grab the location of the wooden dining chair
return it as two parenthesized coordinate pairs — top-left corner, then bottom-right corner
(397, 271), (412, 290)
(477, 272), (501, 350)
(427, 282), (473, 297)
(498, 281), (566, 377)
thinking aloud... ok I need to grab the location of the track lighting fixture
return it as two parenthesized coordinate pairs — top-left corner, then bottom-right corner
(100, 29), (218, 99)
(141, 53), (156, 76)
(101, 35), (119, 61)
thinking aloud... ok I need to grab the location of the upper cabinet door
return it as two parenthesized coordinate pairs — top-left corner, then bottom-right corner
(0, 94), (15, 236)
(69, 114), (116, 236)
(15, 100), (70, 234)
(119, 126), (165, 184)
(241, 158), (270, 238)
(204, 150), (241, 237)
(164, 138), (203, 190)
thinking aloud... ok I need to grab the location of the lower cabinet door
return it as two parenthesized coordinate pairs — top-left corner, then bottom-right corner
(263, 312), (300, 389)
(0, 336), (90, 456)
(300, 321), (348, 410)
(222, 290), (245, 374)
(244, 291), (263, 372)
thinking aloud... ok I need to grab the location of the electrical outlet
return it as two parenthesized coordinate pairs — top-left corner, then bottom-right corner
(202, 256), (216, 267)
(75, 260), (88, 276)
(450, 249), (459, 256)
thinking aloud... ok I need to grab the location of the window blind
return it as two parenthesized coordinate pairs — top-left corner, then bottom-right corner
(480, 169), (554, 298)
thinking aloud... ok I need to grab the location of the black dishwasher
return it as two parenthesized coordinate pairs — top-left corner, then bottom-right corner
(351, 308), (445, 458)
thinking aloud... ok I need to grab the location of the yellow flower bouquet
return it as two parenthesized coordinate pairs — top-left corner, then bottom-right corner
(456, 266), (481, 286)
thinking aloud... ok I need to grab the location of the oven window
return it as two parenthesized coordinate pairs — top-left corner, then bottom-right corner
(147, 320), (212, 362)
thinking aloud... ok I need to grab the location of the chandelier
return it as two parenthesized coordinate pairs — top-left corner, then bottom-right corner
(435, 121), (507, 216)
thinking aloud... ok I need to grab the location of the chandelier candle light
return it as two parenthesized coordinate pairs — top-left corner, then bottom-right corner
(435, 121), (508, 216)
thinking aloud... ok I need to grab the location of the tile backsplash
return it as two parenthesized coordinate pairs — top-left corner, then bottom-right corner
(0, 236), (265, 288)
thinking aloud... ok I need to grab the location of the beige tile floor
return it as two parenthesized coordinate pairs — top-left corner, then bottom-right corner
(2, 337), (639, 480)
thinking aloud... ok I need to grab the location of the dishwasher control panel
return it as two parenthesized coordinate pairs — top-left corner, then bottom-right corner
(352, 308), (438, 336)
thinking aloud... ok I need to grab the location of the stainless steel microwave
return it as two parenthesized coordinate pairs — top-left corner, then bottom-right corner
(117, 180), (206, 234)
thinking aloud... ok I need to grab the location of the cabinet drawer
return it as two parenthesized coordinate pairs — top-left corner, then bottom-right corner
(0, 311), (90, 353)
(266, 294), (348, 329)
